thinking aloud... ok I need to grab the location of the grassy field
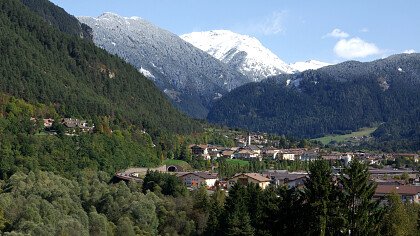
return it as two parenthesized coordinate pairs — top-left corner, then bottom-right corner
(163, 159), (192, 171)
(313, 126), (378, 145)
(226, 159), (250, 167)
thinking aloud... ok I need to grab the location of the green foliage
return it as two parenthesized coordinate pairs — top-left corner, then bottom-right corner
(208, 55), (420, 151)
(20, 0), (93, 40)
(223, 184), (255, 236)
(0, 171), (90, 235)
(380, 193), (419, 236)
(0, 0), (201, 138)
(142, 171), (187, 197)
(304, 160), (335, 236)
(217, 158), (250, 179)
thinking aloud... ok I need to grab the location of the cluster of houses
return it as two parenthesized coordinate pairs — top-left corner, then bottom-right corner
(31, 117), (95, 134)
(190, 143), (355, 164)
(190, 142), (419, 167)
(116, 164), (420, 204)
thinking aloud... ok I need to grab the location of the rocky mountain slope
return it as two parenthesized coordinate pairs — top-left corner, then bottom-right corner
(78, 14), (250, 118)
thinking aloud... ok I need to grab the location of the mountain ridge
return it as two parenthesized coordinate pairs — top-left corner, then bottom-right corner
(79, 13), (251, 118)
(207, 53), (420, 150)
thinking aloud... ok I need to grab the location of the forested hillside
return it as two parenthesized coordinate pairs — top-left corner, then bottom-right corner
(0, 0), (201, 137)
(208, 54), (420, 150)
(20, 0), (92, 40)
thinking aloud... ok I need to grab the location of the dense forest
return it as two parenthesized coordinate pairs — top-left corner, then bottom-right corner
(20, 0), (93, 40)
(0, 0), (201, 138)
(1, 156), (418, 235)
(208, 55), (420, 151)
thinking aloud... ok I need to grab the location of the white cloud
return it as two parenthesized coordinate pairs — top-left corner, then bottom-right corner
(248, 11), (287, 35)
(334, 37), (380, 59)
(403, 49), (416, 54)
(324, 28), (349, 38)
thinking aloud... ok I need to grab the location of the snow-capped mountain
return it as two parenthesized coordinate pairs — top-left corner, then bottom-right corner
(78, 13), (250, 118)
(181, 30), (295, 82)
(290, 60), (332, 72)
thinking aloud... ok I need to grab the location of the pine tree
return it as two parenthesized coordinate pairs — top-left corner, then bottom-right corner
(223, 185), (255, 236)
(339, 161), (382, 235)
(303, 160), (335, 236)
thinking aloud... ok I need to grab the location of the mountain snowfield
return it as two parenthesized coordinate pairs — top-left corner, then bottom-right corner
(78, 13), (250, 119)
(289, 60), (332, 72)
(181, 30), (294, 81)
(181, 30), (331, 80)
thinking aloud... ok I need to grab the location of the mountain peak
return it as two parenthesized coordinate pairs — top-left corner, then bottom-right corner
(181, 30), (295, 81)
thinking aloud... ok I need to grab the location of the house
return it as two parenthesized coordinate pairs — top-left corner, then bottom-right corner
(234, 149), (260, 160)
(374, 185), (420, 203)
(300, 151), (319, 161)
(280, 153), (295, 161)
(61, 118), (94, 132)
(62, 118), (79, 128)
(227, 173), (271, 190)
(178, 172), (218, 188)
(191, 145), (209, 156)
(222, 150), (235, 159)
(43, 118), (54, 128)
(247, 145), (261, 155)
(263, 170), (308, 188)
(208, 150), (221, 159)
(262, 148), (280, 159)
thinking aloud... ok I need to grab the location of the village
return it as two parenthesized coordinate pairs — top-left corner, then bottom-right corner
(30, 117), (95, 135)
(116, 132), (420, 204)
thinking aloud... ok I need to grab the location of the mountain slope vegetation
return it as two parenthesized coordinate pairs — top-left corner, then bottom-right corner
(208, 54), (420, 150)
(0, 0), (201, 136)
(20, 0), (92, 40)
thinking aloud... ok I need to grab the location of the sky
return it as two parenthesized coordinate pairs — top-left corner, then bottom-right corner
(50, 0), (419, 64)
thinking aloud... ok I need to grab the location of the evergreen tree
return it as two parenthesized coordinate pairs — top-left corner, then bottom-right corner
(339, 161), (382, 235)
(223, 185), (255, 236)
(205, 189), (226, 235)
(303, 160), (335, 236)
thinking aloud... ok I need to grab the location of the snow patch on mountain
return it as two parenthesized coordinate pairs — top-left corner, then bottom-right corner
(289, 60), (331, 72)
(181, 30), (295, 82)
(139, 67), (155, 80)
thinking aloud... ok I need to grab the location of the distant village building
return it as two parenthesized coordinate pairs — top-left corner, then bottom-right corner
(263, 170), (308, 188)
(62, 118), (94, 132)
(43, 118), (54, 128)
(178, 172), (218, 188)
(228, 173), (271, 190)
(374, 185), (420, 203)
(190, 144), (211, 160)
(222, 150), (235, 159)
(191, 145), (209, 156)
(281, 153), (296, 161)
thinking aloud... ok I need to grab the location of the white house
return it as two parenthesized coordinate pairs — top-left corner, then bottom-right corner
(178, 172), (218, 188)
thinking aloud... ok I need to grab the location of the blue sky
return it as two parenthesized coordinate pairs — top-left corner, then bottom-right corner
(50, 0), (419, 64)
